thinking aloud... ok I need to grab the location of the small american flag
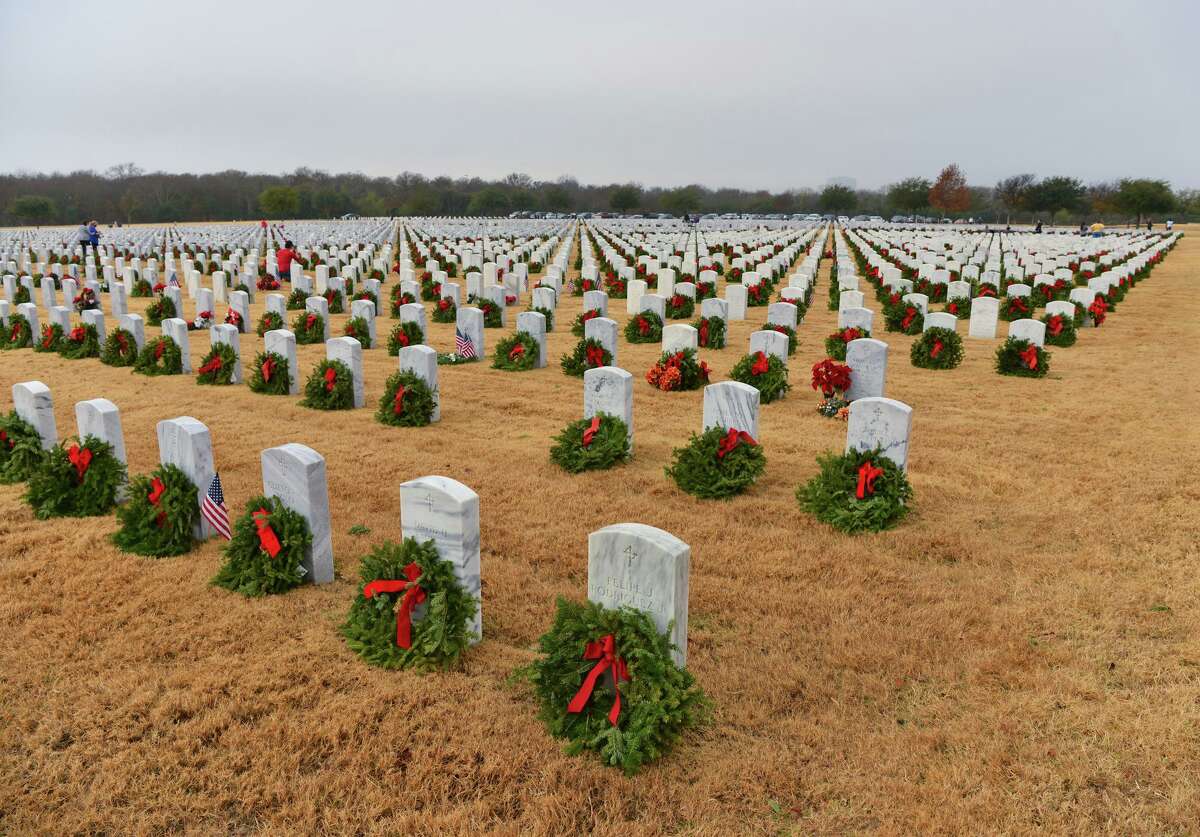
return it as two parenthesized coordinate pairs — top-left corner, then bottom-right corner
(168, 271), (180, 288)
(454, 327), (476, 359)
(201, 473), (232, 540)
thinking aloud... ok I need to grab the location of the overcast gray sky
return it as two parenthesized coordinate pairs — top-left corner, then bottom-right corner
(1, 0), (1193, 190)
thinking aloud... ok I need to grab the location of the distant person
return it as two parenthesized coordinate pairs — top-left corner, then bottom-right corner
(1034, 220), (1043, 233)
(1166, 219), (1174, 231)
(88, 220), (100, 250)
(1146, 220), (1152, 231)
(76, 222), (91, 253)
(1079, 221), (1087, 235)
(277, 240), (299, 280)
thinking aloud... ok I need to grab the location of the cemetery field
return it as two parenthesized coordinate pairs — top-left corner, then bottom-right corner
(1, 229), (1199, 834)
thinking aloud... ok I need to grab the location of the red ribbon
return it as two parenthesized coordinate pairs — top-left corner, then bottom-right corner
(261, 356), (275, 382)
(148, 476), (167, 527)
(324, 366), (337, 392)
(0, 430), (10, 449)
(154, 340), (165, 360)
(397, 330), (410, 347)
(566, 634), (630, 726)
(582, 416), (601, 448)
(306, 313), (317, 329)
(362, 563), (426, 649)
(508, 343), (525, 360)
(252, 508), (282, 558)
(69, 327), (85, 342)
(947, 302), (958, 314)
(1012, 297), (1028, 313)
(716, 427), (757, 459)
(67, 444), (93, 482)
(198, 355), (223, 375)
(586, 344), (605, 367)
(900, 307), (916, 330)
(930, 339), (944, 358)
(637, 316), (650, 335)
(856, 460), (884, 499)
(751, 351), (770, 376)
(1047, 315), (1063, 336)
(392, 386), (407, 415)
(1019, 345), (1039, 370)
(698, 319), (709, 345)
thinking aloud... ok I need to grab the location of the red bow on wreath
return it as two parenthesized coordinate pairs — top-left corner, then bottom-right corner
(751, 351), (770, 376)
(1019, 345), (1039, 370)
(586, 344), (605, 367)
(306, 313), (317, 329)
(397, 330), (410, 347)
(0, 430), (10, 449)
(154, 340), (166, 360)
(1047, 316), (1063, 336)
(637, 316), (650, 336)
(69, 327), (85, 342)
(930, 339), (944, 359)
(716, 427), (757, 459)
(198, 355), (222, 375)
(698, 319), (709, 345)
(148, 476), (167, 527)
(67, 444), (92, 482)
(324, 367), (337, 392)
(391, 384), (409, 415)
(1011, 297), (1028, 313)
(261, 356), (275, 382)
(900, 307), (917, 330)
(508, 343), (525, 360)
(251, 508), (282, 558)
(840, 328), (861, 343)
(566, 634), (630, 726)
(581, 416), (601, 448)
(362, 562), (426, 649)
(8, 324), (19, 341)
(856, 460), (884, 499)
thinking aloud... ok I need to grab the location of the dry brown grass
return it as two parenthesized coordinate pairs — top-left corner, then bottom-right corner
(1, 228), (1198, 835)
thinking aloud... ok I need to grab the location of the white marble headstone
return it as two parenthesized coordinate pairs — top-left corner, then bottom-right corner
(261, 443), (334, 584)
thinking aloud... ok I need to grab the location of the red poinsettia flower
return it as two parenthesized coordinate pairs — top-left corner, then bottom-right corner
(438, 298), (451, 311)
(811, 358), (852, 396)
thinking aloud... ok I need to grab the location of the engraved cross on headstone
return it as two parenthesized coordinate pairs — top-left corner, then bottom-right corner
(624, 544), (639, 568)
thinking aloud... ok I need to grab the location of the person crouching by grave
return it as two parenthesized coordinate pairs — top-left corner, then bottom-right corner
(277, 241), (299, 281)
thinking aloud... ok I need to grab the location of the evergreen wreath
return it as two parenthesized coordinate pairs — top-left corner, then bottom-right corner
(492, 331), (540, 371)
(528, 306), (555, 331)
(645, 348), (710, 392)
(134, 335), (184, 376)
(256, 310), (284, 336)
(571, 308), (602, 337)
(1042, 313), (1077, 347)
(323, 288), (345, 313)
(340, 537), (478, 671)
(196, 342), (238, 385)
(354, 290), (380, 312)
(910, 326), (964, 370)
(387, 321), (424, 355)
(211, 495), (313, 596)
(730, 351), (790, 403)
(293, 311), (325, 344)
(665, 424), (765, 499)
(432, 297), (457, 323)
(824, 326), (868, 361)
(764, 323), (797, 355)
(301, 359), (355, 410)
(944, 296), (972, 318)
(693, 315), (726, 349)
(995, 337), (1050, 377)
(999, 295), (1034, 322)
(0, 411), (47, 484)
(13, 285), (31, 305)
(376, 371), (437, 427)
(746, 282), (770, 307)
(779, 296), (808, 322)
(624, 310), (663, 343)
(796, 445), (912, 534)
(23, 436), (126, 519)
(561, 337), (613, 377)
(549, 413), (631, 473)
(389, 286), (414, 316)
(478, 299), (502, 327)
(58, 324), (100, 359)
(665, 293), (695, 319)
(343, 316), (373, 349)
(420, 278), (441, 302)
(3, 314), (32, 349)
(112, 463), (199, 557)
(248, 351), (291, 395)
(515, 597), (708, 774)
(100, 328), (139, 366)
(131, 278), (153, 297)
(883, 301), (924, 334)
(34, 323), (64, 353)
(286, 288), (308, 309)
(145, 295), (176, 326)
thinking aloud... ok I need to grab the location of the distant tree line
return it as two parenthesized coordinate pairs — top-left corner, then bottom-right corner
(1, 162), (1193, 226)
